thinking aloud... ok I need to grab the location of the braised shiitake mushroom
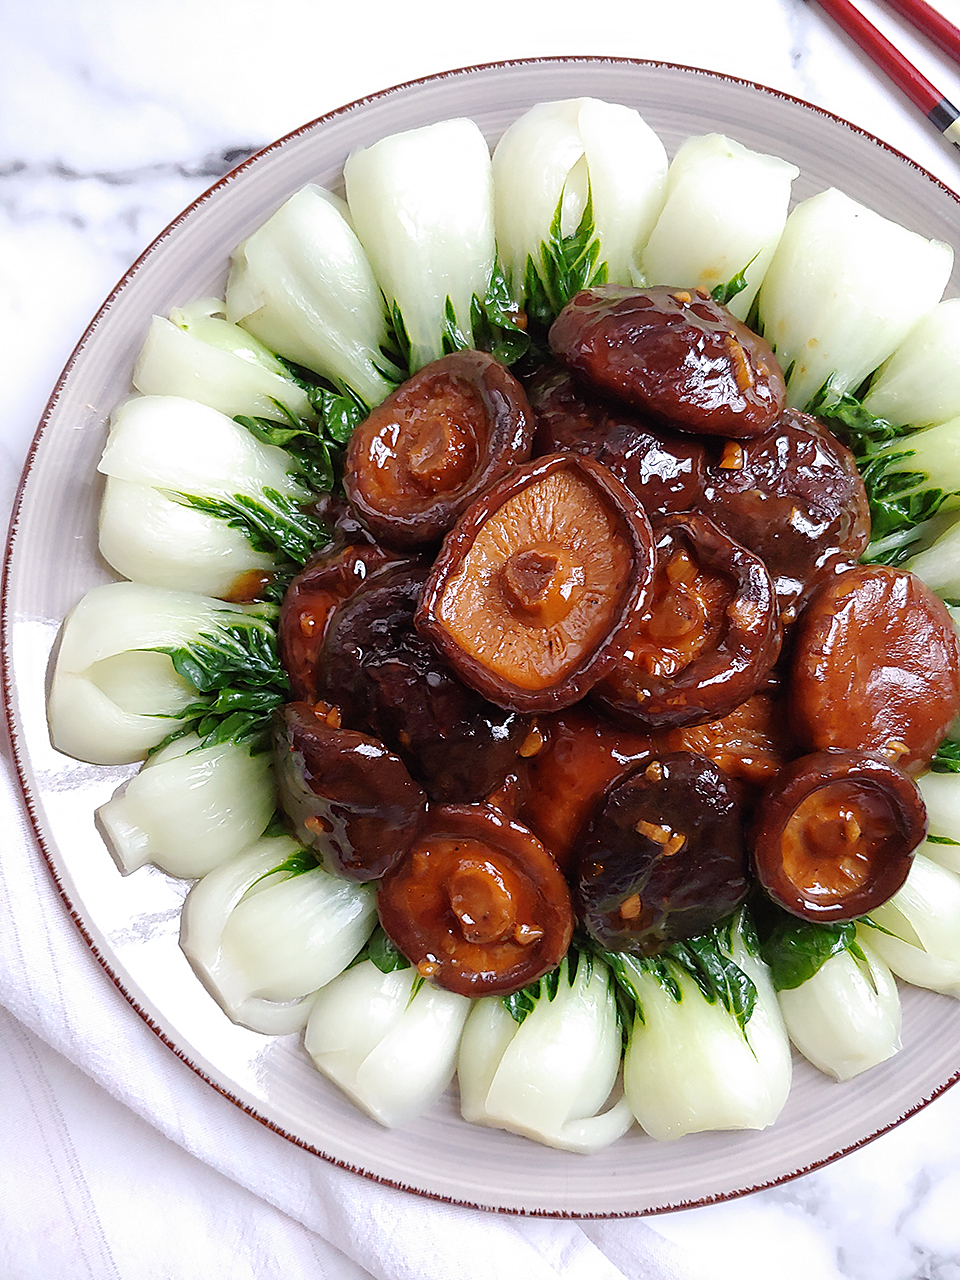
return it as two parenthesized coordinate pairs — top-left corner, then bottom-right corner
(317, 563), (528, 803)
(594, 513), (781, 729)
(280, 537), (409, 702)
(274, 702), (427, 880)
(790, 564), (960, 774)
(377, 804), (574, 997)
(697, 408), (871, 621)
(659, 691), (795, 789)
(751, 749), (926, 922)
(548, 285), (785, 438)
(343, 350), (535, 548)
(576, 752), (749, 954)
(527, 364), (709, 514)
(519, 706), (653, 872)
(416, 453), (655, 713)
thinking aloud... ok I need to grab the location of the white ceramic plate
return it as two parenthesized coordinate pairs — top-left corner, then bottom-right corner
(4, 57), (960, 1218)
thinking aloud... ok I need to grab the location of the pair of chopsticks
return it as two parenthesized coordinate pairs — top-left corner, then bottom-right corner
(813, 0), (960, 150)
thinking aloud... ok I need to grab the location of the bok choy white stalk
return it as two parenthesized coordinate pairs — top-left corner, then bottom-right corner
(343, 118), (497, 373)
(457, 951), (632, 1153)
(99, 479), (278, 599)
(97, 733), (275, 879)
(757, 188), (952, 411)
(492, 97), (668, 324)
(97, 395), (326, 593)
(862, 299), (960, 428)
(304, 945), (470, 1128)
(132, 298), (314, 422)
(640, 133), (798, 321)
(612, 911), (792, 1140)
(904, 512), (960, 593)
(48, 581), (288, 764)
(49, 582), (249, 764)
(859, 852), (960, 998)
(916, 770), (960, 876)
(180, 835), (376, 1035)
(225, 185), (399, 407)
(761, 916), (900, 1081)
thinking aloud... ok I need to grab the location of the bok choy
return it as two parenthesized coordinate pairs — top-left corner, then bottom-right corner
(304, 955), (470, 1128)
(180, 835), (376, 1035)
(48, 581), (287, 764)
(640, 133), (797, 320)
(98, 395), (326, 596)
(757, 188), (952, 411)
(457, 951), (632, 1153)
(344, 118), (502, 373)
(97, 733), (275, 879)
(761, 915), (901, 1081)
(609, 911), (792, 1140)
(225, 185), (400, 408)
(862, 298), (960, 429)
(491, 97), (668, 326)
(860, 853), (960, 998)
(132, 298), (315, 422)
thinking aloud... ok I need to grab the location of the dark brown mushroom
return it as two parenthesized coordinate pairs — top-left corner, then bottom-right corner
(696, 408), (871, 622)
(789, 564), (960, 774)
(279, 538), (409, 702)
(751, 749), (926, 922)
(658, 690), (795, 789)
(343, 350), (535, 548)
(273, 702), (427, 881)
(415, 453), (656, 713)
(377, 804), (574, 997)
(527, 363), (710, 514)
(594, 513), (782, 729)
(519, 706), (653, 872)
(317, 563), (529, 803)
(576, 752), (749, 954)
(548, 285), (785, 438)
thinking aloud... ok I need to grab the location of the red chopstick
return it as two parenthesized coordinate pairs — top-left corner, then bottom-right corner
(813, 0), (960, 150)
(882, 0), (960, 68)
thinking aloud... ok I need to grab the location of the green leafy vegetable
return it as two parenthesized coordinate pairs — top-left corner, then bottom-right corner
(347, 926), (412, 974)
(470, 263), (531, 366)
(167, 488), (328, 567)
(248, 844), (319, 891)
(585, 914), (758, 1038)
(501, 948), (595, 1026)
(150, 608), (288, 753)
(759, 915), (859, 992)
(810, 388), (958, 564)
(932, 740), (960, 773)
(710, 254), (758, 307)
(522, 191), (607, 331)
(927, 834), (960, 845)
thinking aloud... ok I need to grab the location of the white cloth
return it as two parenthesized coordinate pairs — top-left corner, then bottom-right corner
(0, 729), (705, 1279)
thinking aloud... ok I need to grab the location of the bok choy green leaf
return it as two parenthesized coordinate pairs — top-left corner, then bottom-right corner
(809, 389), (960, 565)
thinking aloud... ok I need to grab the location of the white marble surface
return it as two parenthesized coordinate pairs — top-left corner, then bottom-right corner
(5, 0), (960, 1276)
